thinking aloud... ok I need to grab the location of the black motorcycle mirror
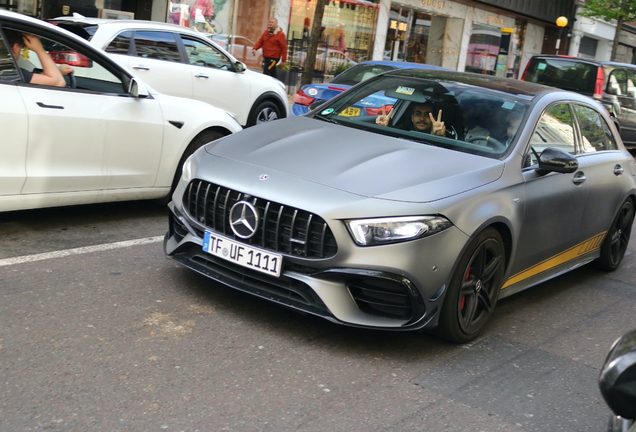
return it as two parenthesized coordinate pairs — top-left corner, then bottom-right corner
(599, 329), (636, 422)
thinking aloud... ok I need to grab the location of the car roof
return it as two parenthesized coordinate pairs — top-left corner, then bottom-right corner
(359, 60), (450, 70)
(530, 54), (636, 69)
(0, 10), (114, 52)
(384, 68), (556, 97)
(50, 15), (203, 35)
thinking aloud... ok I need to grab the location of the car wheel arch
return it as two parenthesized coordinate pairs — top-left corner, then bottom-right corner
(247, 92), (287, 124)
(156, 126), (232, 205)
(455, 220), (513, 278)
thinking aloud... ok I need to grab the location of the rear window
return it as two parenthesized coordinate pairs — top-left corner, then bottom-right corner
(524, 58), (598, 94)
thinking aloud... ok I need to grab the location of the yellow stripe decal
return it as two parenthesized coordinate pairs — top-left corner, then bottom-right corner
(502, 232), (606, 289)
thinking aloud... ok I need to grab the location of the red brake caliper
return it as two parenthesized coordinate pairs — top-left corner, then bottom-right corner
(460, 268), (471, 310)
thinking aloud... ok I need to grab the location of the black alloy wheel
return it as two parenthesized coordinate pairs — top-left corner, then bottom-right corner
(593, 199), (635, 271)
(438, 228), (505, 343)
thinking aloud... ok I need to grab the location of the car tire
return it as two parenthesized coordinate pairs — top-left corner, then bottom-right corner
(247, 100), (281, 127)
(591, 199), (635, 271)
(437, 228), (506, 343)
(156, 129), (226, 205)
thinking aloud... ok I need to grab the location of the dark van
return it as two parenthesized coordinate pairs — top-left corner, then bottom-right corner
(521, 55), (636, 149)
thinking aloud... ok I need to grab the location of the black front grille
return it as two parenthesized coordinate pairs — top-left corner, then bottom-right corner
(184, 179), (338, 259)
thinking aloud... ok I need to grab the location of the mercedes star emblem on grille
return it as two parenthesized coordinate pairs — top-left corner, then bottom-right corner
(229, 201), (259, 239)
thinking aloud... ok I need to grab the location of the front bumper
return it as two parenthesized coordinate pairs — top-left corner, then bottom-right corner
(164, 201), (467, 331)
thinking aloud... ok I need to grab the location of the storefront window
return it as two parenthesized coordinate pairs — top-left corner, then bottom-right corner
(288, 0), (379, 74)
(405, 12), (430, 63)
(168, 0), (232, 35)
(384, 6), (410, 61)
(465, 24), (500, 75)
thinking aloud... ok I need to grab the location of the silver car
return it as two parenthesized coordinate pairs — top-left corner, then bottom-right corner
(164, 69), (636, 343)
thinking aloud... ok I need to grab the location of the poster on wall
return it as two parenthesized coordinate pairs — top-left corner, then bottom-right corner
(168, 0), (230, 35)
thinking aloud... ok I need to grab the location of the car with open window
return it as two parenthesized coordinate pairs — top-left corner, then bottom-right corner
(49, 16), (289, 127)
(164, 68), (636, 343)
(0, 10), (241, 212)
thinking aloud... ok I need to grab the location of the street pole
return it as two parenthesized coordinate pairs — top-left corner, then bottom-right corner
(555, 16), (568, 55)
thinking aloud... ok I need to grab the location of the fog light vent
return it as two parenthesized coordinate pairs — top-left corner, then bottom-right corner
(347, 278), (413, 320)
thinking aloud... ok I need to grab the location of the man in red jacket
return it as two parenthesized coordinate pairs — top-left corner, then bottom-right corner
(252, 18), (287, 79)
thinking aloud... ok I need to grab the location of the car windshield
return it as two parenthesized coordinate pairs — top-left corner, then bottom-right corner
(310, 70), (531, 159)
(331, 63), (396, 86)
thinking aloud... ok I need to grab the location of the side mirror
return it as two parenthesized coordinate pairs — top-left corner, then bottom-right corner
(128, 77), (149, 98)
(536, 147), (578, 174)
(599, 329), (636, 420)
(235, 61), (246, 73)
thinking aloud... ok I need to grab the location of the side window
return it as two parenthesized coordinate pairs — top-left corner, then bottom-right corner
(527, 103), (576, 165)
(181, 35), (233, 70)
(627, 69), (636, 98)
(105, 30), (132, 55)
(23, 29), (126, 94)
(133, 31), (181, 62)
(607, 68), (627, 96)
(0, 30), (20, 82)
(574, 104), (617, 152)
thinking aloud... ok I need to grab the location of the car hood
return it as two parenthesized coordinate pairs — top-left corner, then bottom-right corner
(204, 117), (504, 203)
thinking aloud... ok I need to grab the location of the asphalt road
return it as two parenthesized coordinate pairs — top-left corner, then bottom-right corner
(1, 200), (635, 431)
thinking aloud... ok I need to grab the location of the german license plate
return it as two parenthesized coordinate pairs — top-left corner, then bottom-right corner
(340, 107), (361, 117)
(203, 231), (282, 277)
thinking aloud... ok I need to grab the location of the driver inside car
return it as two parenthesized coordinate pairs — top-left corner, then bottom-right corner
(376, 102), (456, 138)
(5, 29), (73, 87)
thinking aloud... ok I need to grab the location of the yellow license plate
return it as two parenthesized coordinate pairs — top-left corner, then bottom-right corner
(340, 107), (361, 117)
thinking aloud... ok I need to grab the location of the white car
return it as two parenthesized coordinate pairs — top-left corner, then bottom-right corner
(50, 16), (289, 127)
(0, 10), (242, 212)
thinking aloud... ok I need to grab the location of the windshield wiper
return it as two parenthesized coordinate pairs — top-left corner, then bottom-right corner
(314, 114), (339, 124)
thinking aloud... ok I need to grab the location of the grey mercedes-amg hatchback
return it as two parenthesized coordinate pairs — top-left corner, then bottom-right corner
(164, 69), (636, 343)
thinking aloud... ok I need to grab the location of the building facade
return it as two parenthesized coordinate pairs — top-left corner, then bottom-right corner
(5, 0), (631, 77)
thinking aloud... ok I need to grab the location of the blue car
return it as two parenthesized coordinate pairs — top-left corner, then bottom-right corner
(291, 60), (450, 116)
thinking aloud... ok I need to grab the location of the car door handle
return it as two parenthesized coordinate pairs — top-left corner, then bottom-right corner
(614, 164), (624, 176)
(36, 102), (64, 109)
(195, 73), (209, 79)
(133, 66), (150, 71)
(573, 171), (586, 185)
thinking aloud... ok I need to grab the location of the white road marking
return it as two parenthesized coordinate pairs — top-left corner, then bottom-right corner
(0, 236), (164, 267)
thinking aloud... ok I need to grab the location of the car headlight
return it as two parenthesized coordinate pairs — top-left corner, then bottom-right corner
(345, 216), (453, 246)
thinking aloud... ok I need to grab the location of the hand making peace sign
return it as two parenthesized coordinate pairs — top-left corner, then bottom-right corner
(429, 109), (446, 136)
(375, 104), (393, 127)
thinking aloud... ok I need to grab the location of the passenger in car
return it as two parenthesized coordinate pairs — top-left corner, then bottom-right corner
(462, 104), (491, 144)
(5, 29), (72, 87)
(376, 102), (449, 137)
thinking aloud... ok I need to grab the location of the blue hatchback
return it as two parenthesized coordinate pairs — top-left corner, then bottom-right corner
(291, 60), (450, 116)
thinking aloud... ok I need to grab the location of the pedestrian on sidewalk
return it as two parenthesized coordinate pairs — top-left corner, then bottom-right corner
(252, 18), (287, 79)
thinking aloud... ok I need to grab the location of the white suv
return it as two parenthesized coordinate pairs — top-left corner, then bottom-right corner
(50, 17), (289, 127)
